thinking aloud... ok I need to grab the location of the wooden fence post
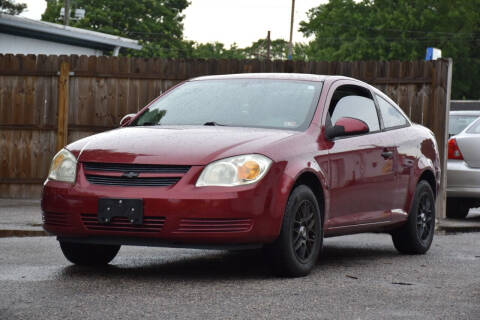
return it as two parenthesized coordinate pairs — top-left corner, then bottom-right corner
(56, 61), (70, 152)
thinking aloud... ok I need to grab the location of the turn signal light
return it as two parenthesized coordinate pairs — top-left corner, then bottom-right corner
(237, 160), (261, 180)
(448, 138), (464, 160)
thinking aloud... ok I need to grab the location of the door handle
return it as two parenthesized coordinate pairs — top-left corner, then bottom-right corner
(381, 150), (393, 159)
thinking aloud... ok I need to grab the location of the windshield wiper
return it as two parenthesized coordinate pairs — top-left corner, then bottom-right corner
(203, 121), (226, 126)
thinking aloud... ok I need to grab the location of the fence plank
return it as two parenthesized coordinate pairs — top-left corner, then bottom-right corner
(55, 61), (69, 152)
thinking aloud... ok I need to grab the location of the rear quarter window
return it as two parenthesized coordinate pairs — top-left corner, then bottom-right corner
(376, 95), (408, 129)
(466, 119), (480, 134)
(450, 115), (480, 135)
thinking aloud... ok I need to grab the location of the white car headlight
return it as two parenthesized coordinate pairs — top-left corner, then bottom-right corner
(48, 148), (77, 183)
(196, 154), (272, 187)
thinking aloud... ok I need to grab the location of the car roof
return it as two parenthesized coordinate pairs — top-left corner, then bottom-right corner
(450, 110), (480, 116)
(190, 73), (353, 82)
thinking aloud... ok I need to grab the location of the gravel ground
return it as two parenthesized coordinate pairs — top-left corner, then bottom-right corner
(0, 233), (479, 320)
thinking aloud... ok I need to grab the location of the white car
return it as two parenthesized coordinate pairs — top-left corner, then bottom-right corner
(447, 114), (480, 218)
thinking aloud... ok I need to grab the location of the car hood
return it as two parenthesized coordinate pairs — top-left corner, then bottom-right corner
(68, 126), (298, 165)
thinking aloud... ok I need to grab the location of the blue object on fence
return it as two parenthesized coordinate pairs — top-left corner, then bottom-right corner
(426, 47), (442, 61)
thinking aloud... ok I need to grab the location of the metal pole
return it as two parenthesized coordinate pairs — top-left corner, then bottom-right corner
(288, 0), (295, 60)
(266, 31), (271, 60)
(64, 0), (70, 26)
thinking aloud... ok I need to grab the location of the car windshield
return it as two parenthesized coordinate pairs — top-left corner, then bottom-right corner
(449, 114), (479, 135)
(131, 79), (323, 131)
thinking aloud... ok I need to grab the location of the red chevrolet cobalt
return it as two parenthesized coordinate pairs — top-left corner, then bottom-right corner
(42, 74), (440, 277)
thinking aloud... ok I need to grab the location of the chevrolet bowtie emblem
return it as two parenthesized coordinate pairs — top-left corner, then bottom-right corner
(122, 171), (139, 178)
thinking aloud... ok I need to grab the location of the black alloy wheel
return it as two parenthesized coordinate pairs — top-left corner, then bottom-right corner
(266, 185), (323, 277)
(392, 180), (435, 254)
(292, 200), (318, 263)
(416, 193), (434, 241)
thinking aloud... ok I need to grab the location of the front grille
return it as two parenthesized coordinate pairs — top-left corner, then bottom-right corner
(43, 211), (71, 227)
(85, 175), (180, 186)
(81, 213), (166, 233)
(176, 218), (253, 233)
(83, 162), (189, 187)
(83, 162), (190, 174)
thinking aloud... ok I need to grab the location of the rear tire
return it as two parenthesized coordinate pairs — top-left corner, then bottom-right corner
(392, 181), (435, 254)
(265, 185), (323, 277)
(446, 198), (470, 219)
(59, 241), (120, 266)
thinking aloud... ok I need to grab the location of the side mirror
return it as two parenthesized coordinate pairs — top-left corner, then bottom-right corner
(119, 113), (136, 126)
(325, 117), (369, 140)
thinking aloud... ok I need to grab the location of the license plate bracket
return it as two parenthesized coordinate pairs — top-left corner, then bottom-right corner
(98, 198), (143, 225)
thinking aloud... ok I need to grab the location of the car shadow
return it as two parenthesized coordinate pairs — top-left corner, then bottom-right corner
(58, 241), (401, 281)
(60, 249), (273, 280)
(317, 243), (401, 269)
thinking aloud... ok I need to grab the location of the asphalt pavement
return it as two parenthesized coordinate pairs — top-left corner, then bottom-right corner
(1, 232), (479, 319)
(0, 199), (47, 237)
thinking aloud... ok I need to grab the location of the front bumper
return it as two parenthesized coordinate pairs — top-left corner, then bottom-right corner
(41, 164), (287, 246)
(447, 160), (480, 198)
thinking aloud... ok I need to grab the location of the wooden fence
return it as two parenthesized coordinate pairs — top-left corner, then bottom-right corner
(0, 55), (452, 216)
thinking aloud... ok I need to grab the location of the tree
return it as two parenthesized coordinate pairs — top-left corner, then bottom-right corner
(300, 0), (480, 99)
(244, 39), (288, 60)
(175, 39), (307, 60)
(241, 38), (307, 60)
(42, 0), (190, 57)
(182, 41), (245, 59)
(0, 0), (26, 15)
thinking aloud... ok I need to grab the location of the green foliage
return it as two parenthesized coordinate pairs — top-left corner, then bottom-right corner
(0, 0), (26, 15)
(172, 39), (307, 61)
(42, 0), (190, 57)
(243, 39), (306, 60)
(244, 38), (288, 60)
(300, 0), (480, 99)
(41, 0), (62, 22)
(181, 42), (245, 59)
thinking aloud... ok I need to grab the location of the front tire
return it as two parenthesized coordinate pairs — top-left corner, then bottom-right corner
(392, 180), (435, 254)
(265, 185), (323, 277)
(59, 241), (120, 266)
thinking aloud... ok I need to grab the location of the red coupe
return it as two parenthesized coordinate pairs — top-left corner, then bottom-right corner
(42, 73), (440, 276)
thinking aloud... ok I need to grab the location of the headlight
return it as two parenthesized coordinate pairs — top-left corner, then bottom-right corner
(196, 154), (272, 187)
(48, 149), (77, 183)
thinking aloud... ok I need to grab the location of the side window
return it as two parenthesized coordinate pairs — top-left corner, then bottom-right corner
(376, 95), (408, 128)
(329, 85), (380, 132)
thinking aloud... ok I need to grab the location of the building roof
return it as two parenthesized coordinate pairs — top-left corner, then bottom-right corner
(0, 14), (142, 51)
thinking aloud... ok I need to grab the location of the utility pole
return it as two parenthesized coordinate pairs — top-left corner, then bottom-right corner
(266, 30), (271, 60)
(288, 0), (295, 60)
(64, 0), (70, 26)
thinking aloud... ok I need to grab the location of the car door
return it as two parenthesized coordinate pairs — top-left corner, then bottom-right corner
(324, 82), (397, 229)
(374, 93), (411, 212)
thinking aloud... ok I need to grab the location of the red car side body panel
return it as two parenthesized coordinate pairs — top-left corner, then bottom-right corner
(41, 75), (440, 246)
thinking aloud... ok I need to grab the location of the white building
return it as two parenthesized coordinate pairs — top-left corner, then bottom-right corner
(0, 14), (142, 56)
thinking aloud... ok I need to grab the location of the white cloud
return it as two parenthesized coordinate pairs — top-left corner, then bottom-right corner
(18, 0), (46, 20)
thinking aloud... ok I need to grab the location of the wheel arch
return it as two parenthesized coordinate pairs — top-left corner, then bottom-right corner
(291, 171), (326, 224)
(418, 169), (437, 199)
